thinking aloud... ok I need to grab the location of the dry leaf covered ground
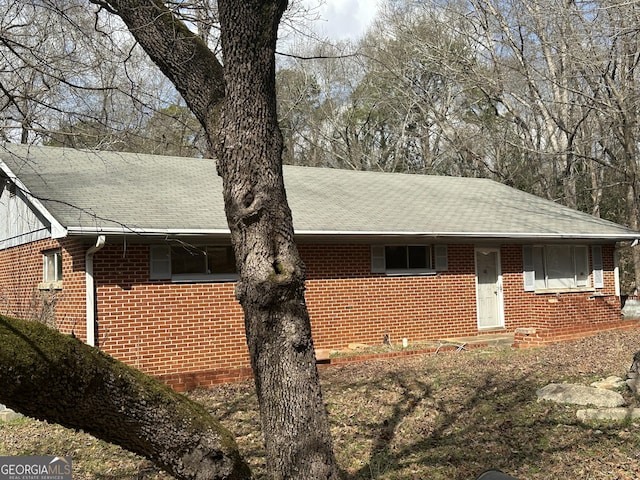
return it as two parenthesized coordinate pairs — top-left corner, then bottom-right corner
(3, 329), (640, 479)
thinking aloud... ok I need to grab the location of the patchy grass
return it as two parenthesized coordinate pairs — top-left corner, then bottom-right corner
(3, 329), (640, 479)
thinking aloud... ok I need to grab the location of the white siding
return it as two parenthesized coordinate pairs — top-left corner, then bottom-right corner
(0, 181), (51, 249)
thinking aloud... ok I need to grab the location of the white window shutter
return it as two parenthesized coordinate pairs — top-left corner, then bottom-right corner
(371, 245), (386, 273)
(574, 246), (589, 287)
(434, 244), (448, 271)
(522, 245), (536, 292)
(592, 245), (604, 288)
(150, 245), (171, 280)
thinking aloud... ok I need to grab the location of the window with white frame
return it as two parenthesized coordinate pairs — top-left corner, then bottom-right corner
(523, 244), (600, 292)
(150, 244), (237, 282)
(371, 244), (448, 275)
(43, 249), (62, 283)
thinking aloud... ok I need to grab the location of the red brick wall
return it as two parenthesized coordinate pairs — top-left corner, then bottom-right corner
(89, 242), (629, 390)
(91, 244), (248, 391)
(0, 238), (86, 335)
(500, 244), (626, 347)
(1, 239), (631, 390)
(302, 244), (479, 348)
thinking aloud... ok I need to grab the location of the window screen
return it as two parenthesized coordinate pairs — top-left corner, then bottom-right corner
(43, 250), (62, 282)
(384, 245), (432, 271)
(169, 245), (237, 276)
(528, 245), (590, 290)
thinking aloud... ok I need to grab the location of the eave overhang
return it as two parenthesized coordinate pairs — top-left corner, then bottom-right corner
(0, 159), (67, 239)
(63, 226), (639, 244)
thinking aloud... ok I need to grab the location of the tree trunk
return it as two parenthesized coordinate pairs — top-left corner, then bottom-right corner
(214, 2), (339, 479)
(96, 1), (339, 478)
(0, 315), (251, 480)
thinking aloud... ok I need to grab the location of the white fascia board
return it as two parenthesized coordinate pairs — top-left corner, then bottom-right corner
(0, 160), (67, 239)
(292, 230), (640, 242)
(66, 226), (231, 236)
(64, 227), (639, 242)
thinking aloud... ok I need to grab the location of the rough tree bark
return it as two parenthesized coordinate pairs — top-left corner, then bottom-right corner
(214, 3), (338, 479)
(0, 0), (338, 476)
(88, 1), (339, 478)
(0, 315), (251, 480)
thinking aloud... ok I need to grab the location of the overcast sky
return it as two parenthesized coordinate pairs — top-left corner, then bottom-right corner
(307, 0), (379, 41)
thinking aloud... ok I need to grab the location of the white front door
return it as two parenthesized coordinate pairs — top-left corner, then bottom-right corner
(475, 248), (504, 329)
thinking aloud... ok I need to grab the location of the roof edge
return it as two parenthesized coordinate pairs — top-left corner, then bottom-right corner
(0, 158), (67, 239)
(66, 227), (231, 236)
(64, 226), (639, 243)
(293, 230), (640, 240)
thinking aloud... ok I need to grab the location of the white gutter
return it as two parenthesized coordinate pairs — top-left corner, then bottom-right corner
(65, 226), (231, 236)
(292, 231), (640, 241)
(64, 226), (640, 241)
(85, 235), (106, 347)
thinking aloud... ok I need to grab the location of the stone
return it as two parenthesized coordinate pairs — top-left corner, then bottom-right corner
(622, 299), (640, 319)
(315, 349), (332, 361)
(0, 404), (22, 422)
(347, 343), (369, 351)
(590, 376), (626, 390)
(514, 327), (537, 335)
(0, 410), (22, 422)
(537, 383), (626, 408)
(577, 408), (640, 422)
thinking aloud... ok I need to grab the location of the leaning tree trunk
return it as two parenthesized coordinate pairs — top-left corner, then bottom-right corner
(0, 315), (251, 480)
(214, 2), (339, 479)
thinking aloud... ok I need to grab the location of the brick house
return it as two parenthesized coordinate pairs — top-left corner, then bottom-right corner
(1, 144), (638, 390)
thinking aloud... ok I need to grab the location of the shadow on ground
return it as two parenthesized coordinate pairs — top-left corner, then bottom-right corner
(321, 355), (630, 480)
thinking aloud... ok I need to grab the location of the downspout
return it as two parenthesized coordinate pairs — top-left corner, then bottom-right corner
(614, 247), (621, 298)
(85, 235), (106, 347)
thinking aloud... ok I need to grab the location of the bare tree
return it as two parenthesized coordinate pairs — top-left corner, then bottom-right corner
(0, 0), (203, 154)
(575, 0), (640, 289)
(2, 0), (339, 478)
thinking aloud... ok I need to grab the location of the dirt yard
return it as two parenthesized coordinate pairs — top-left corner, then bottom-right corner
(2, 328), (640, 479)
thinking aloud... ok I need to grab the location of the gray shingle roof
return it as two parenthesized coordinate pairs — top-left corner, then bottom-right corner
(1, 144), (637, 241)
